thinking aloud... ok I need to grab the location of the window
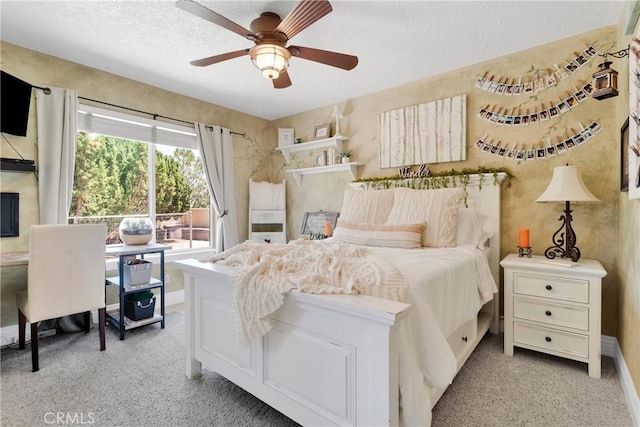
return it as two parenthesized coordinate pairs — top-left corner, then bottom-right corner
(70, 104), (213, 251)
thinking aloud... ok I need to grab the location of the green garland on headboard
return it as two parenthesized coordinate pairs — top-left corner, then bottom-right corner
(353, 166), (513, 190)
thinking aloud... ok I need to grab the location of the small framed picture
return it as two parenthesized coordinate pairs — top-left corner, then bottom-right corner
(621, 118), (629, 191)
(313, 124), (331, 140)
(278, 128), (294, 147)
(300, 211), (339, 236)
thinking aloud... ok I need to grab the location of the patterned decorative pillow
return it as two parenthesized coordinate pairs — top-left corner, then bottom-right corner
(339, 188), (394, 224)
(332, 220), (425, 248)
(385, 187), (465, 247)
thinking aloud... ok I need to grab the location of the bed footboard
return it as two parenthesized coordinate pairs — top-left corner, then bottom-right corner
(177, 259), (411, 427)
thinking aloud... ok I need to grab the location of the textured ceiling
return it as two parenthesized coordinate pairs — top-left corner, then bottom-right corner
(0, 1), (625, 120)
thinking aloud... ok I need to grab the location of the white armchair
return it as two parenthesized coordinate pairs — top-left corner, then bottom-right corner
(17, 224), (107, 372)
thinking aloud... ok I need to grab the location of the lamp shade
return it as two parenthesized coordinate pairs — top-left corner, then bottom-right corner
(536, 165), (600, 203)
(249, 44), (291, 80)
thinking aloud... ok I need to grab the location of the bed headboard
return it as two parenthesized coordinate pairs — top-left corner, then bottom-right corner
(349, 172), (508, 286)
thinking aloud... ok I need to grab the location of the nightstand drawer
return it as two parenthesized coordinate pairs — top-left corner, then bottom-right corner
(513, 322), (588, 359)
(513, 297), (588, 331)
(513, 273), (588, 303)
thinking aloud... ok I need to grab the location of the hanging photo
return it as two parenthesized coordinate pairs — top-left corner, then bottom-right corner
(574, 89), (588, 102)
(557, 100), (570, 114)
(565, 95), (578, 109)
(584, 46), (597, 57)
(555, 65), (569, 80)
(545, 73), (557, 87)
(575, 54), (587, 66)
(539, 109), (550, 121)
(530, 112), (539, 124)
(565, 61), (579, 73)
(556, 141), (568, 154)
(536, 147), (546, 159)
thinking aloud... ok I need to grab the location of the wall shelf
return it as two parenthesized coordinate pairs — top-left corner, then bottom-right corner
(276, 136), (348, 163)
(288, 162), (362, 186)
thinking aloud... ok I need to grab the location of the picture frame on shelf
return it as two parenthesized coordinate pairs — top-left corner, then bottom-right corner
(313, 124), (331, 140)
(299, 210), (339, 237)
(278, 128), (294, 147)
(621, 117), (629, 192)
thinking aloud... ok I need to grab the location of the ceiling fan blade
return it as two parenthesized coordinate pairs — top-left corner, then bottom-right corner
(289, 46), (358, 70)
(176, 0), (256, 41)
(273, 70), (292, 89)
(275, 0), (332, 41)
(190, 49), (250, 67)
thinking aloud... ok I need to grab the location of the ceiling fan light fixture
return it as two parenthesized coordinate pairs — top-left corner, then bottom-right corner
(250, 44), (291, 80)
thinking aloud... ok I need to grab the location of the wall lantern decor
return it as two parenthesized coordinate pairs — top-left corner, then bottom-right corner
(592, 46), (629, 100)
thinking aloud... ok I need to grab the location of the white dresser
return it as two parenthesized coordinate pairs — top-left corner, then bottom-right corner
(501, 254), (607, 378)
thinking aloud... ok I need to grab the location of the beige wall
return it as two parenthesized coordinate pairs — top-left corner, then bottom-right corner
(0, 41), (273, 326)
(615, 14), (640, 401)
(274, 26), (620, 332)
(1, 21), (638, 398)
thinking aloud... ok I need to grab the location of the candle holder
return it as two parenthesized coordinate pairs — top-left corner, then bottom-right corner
(517, 246), (532, 258)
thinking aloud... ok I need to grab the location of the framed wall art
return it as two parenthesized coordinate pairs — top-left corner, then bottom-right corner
(621, 118), (629, 192)
(313, 124), (331, 140)
(299, 210), (339, 237)
(629, 37), (640, 200)
(278, 128), (294, 147)
(379, 94), (466, 168)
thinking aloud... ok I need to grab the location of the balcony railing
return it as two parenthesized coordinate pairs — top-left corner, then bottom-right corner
(68, 211), (212, 250)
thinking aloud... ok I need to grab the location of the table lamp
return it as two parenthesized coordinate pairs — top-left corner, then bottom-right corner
(535, 165), (600, 262)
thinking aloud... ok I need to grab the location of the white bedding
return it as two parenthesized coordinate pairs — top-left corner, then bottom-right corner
(367, 245), (498, 338)
(365, 245), (498, 425)
(205, 240), (498, 426)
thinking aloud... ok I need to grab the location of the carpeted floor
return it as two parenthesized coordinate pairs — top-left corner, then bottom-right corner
(1, 310), (632, 427)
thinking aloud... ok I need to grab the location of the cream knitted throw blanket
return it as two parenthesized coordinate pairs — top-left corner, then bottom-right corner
(203, 239), (407, 345)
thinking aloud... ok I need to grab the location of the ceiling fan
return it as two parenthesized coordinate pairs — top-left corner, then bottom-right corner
(176, 0), (358, 89)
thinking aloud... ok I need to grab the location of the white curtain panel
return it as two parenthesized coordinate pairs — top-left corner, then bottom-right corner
(36, 88), (78, 225)
(196, 124), (239, 252)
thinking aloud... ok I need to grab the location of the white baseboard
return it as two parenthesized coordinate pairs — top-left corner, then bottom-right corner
(1, 290), (185, 347)
(610, 336), (640, 427)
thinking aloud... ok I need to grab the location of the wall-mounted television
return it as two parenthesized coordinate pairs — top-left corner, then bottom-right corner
(0, 192), (20, 237)
(1, 71), (32, 137)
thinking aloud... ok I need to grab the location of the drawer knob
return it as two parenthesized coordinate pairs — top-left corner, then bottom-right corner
(545, 336), (552, 342)
(545, 284), (553, 290)
(545, 311), (552, 316)
(462, 336), (468, 343)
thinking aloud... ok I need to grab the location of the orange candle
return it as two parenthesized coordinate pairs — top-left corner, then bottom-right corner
(324, 222), (332, 237)
(518, 228), (530, 247)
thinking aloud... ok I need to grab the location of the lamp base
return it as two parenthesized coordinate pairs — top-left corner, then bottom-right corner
(544, 201), (581, 263)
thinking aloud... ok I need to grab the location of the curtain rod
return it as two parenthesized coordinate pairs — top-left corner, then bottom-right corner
(79, 96), (246, 137)
(32, 87), (246, 137)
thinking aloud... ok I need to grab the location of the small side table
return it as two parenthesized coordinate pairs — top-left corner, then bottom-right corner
(105, 243), (171, 340)
(501, 254), (607, 378)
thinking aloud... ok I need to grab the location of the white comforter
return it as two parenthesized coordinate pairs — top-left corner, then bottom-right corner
(205, 240), (498, 426)
(204, 239), (408, 344)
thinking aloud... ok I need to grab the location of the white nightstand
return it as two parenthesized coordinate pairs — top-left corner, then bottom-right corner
(501, 254), (607, 378)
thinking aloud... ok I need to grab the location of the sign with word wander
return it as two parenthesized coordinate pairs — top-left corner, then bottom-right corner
(379, 94), (466, 168)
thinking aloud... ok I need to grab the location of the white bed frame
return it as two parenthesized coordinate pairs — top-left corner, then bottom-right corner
(176, 173), (507, 426)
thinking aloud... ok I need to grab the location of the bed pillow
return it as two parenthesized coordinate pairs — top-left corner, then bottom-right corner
(339, 188), (394, 224)
(385, 187), (465, 247)
(332, 220), (425, 248)
(455, 208), (493, 249)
